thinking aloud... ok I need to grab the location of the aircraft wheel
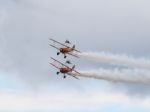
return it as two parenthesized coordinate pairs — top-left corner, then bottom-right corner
(64, 75), (66, 78)
(57, 52), (60, 55)
(64, 56), (67, 58)
(57, 72), (59, 75)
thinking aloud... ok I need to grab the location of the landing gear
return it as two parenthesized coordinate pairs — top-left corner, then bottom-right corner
(57, 52), (60, 55)
(64, 55), (67, 58)
(63, 75), (66, 78)
(56, 72), (59, 75)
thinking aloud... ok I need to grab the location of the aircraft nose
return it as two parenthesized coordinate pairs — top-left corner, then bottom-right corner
(60, 48), (63, 52)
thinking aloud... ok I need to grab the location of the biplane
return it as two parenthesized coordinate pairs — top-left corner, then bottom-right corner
(49, 38), (81, 58)
(50, 57), (80, 79)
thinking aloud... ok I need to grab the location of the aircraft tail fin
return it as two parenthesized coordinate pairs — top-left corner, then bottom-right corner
(72, 45), (75, 49)
(72, 65), (75, 70)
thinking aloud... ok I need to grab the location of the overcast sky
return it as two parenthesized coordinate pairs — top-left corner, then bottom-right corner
(1, 0), (150, 111)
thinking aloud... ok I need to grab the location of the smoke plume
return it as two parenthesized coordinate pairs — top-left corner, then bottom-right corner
(76, 52), (150, 70)
(70, 68), (150, 85)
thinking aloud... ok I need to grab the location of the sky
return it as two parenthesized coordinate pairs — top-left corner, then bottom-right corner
(1, 0), (150, 111)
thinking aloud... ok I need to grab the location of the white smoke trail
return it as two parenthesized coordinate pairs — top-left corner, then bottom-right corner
(70, 68), (150, 84)
(76, 52), (150, 70)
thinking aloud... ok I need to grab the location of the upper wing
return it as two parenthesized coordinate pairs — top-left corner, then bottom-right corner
(49, 38), (70, 48)
(49, 63), (60, 70)
(51, 57), (69, 68)
(49, 44), (60, 50)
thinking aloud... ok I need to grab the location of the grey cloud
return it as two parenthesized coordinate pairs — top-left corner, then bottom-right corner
(0, 0), (150, 94)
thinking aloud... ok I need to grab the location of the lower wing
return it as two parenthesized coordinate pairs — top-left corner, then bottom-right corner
(74, 49), (81, 53)
(49, 44), (60, 50)
(73, 70), (81, 76)
(67, 72), (79, 80)
(49, 63), (60, 70)
(67, 52), (79, 58)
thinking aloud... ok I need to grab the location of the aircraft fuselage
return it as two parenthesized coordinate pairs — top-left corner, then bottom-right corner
(60, 67), (72, 73)
(60, 48), (72, 53)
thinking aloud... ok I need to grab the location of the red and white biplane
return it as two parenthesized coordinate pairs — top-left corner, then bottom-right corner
(49, 38), (81, 58)
(50, 57), (80, 79)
